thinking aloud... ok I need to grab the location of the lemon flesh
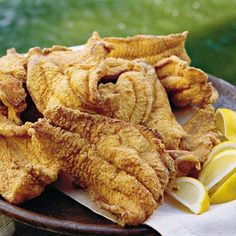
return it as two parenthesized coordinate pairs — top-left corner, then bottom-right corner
(215, 108), (236, 141)
(169, 177), (209, 214)
(205, 141), (236, 166)
(210, 172), (236, 204)
(199, 149), (236, 191)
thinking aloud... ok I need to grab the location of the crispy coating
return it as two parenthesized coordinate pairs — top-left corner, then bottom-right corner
(88, 31), (190, 65)
(181, 105), (220, 152)
(0, 48), (27, 82)
(155, 56), (218, 107)
(29, 106), (175, 226)
(26, 42), (112, 113)
(87, 33), (218, 108)
(96, 59), (186, 148)
(0, 72), (27, 124)
(0, 115), (59, 204)
(27, 48), (185, 149)
(169, 105), (220, 176)
(138, 62), (187, 149)
(0, 49), (27, 124)
(27, 41), (112, 68)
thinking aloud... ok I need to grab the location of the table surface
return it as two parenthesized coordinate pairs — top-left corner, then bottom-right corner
(14, 222), (65, 236)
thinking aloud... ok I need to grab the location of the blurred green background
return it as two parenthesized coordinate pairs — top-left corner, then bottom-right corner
(0, 0), (236, 84)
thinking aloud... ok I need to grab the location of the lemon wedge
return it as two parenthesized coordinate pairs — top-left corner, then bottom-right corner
(205, 141), (236, 166)
(215, 108), (236, 141)
(168, 177), (209, 214)
(199, 149), (236, 191)
(209, 172), (236, 204)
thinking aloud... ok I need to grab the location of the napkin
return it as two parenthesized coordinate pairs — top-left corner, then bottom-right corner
(54, 172), (236, 236)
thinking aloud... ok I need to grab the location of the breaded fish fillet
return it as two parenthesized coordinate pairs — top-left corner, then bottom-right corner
(30, 106), (176, 226)
(88, 31), (190, 65)
(87, 33), (217, 108)
(155, 56), (218, 107)
(169, 105), (220, 176)
(27, 48), (185, 149)
(0, 115), (59, 204)
(26, 42), (111, 113)
(0, 48), (27, 82)
(0, 49), (27, 124)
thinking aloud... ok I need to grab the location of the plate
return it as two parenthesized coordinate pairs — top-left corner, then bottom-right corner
(0, 75), (235, 236)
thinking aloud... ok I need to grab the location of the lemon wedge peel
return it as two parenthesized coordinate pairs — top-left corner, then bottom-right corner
(199, 149), (236, 191)
(215, 108), (236, 141)
(210, 172), (236, 204)
(169, 177), (209, 215)
(205, 141), (236, 166)
(208, 170), (235, 195)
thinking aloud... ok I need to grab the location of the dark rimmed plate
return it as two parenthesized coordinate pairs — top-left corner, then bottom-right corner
(0, 75), (235, 236)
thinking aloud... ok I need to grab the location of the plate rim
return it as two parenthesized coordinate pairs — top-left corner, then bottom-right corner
(0, 193), (153, 235)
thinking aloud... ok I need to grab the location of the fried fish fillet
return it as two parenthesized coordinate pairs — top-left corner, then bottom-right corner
(27, 41), (112, 68)
(29, 106), (175, 226)
(88, 31), (190, 65)
(0, 115), (59, 204)
(27, 48), (185, 149)
(0, 72), (27, 124)
(0, 48), (27, 81)
(88, 33), (218, 108)
(155, 56), (218, 107)
(26, 42), (112, 113)
(169, 105), (220, 176)
(97, 59), (186, 149)
(0, 49), (27, 124)
(181, 105), (220, 152)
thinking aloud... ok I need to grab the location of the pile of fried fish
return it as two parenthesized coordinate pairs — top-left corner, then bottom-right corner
(0, 31), (220, 226)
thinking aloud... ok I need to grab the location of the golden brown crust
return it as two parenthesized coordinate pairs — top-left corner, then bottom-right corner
(169, 105), (220, 177)
(0, 72), (27, 124)
(0, 48), (27, 124)
(26, 41), (112, 113)
(155, 56), (218, 107)
(181, 105), (220, 151)
(0, 115), (59, 204)
(43, 106), (176, 189)
(0, 48), (27, 82)
(29, 106), (176, 226)
(27, 48), (185, 149)
(89, 31), (190, 65)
